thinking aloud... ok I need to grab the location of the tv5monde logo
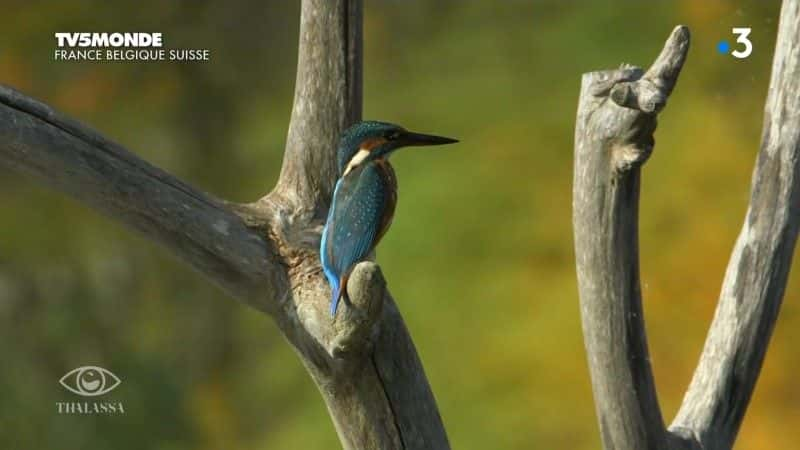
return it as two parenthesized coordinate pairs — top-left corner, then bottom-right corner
(57, 366), (125, 414)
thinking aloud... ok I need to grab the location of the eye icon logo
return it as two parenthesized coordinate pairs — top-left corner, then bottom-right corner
(59, 366), (121, 397)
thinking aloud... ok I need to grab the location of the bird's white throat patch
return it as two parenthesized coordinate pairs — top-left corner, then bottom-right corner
(343, 149), (371, 176)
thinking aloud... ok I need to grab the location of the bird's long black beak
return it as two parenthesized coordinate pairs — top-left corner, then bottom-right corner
(401, 131), (458, 146)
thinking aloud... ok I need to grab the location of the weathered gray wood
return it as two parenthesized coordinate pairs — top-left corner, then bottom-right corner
(274, 0), (362, 211)
(0, 85), (286, 312)
(575, 2), (800, 449)
(573, 25), (690, 450)
(0, 1), (449, 449)
(670, 2), (800, 448)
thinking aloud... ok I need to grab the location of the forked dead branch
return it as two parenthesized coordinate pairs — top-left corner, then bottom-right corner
(573, 2), (800, 449)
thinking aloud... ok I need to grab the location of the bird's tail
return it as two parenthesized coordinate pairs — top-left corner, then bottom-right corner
(330, 275), (350, 316)
(330, 280), (342, 316)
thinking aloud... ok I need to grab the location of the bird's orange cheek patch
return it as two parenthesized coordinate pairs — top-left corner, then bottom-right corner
(359, 137), (388, 151)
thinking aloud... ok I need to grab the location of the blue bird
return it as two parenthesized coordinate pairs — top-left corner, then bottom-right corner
(321, 121), (457, 315)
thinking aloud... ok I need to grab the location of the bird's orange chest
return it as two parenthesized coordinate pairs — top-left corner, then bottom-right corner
(374, 158), (397, 243)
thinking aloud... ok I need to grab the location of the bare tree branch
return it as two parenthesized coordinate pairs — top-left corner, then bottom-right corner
(573, 26), (689, 450)
(0, 1), (449, 449)
(274, 0), (362, 211)
(0, 84), (287, 313)
(671, 2), (800, 448)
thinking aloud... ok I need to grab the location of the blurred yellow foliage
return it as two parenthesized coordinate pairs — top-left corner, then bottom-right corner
(0, 1), (796, 449)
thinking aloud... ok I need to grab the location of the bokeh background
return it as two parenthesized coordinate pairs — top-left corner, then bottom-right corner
(1, 1), (797, 448)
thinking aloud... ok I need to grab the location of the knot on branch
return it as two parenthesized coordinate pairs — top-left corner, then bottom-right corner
(606, 23), (689, 117)
(609, 79), (667, 114)
(327, 261), (386, 359)
(580, 26), (689, 175)
(611, 140), (654, 174)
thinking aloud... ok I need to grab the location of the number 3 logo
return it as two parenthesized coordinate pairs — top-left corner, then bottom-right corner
(732, 27), (753, 59)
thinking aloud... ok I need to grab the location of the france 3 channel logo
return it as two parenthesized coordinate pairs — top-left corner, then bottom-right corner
(717, 27), (753, 59)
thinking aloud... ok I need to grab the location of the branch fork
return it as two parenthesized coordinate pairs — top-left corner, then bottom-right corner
(575, 4), (800, 449)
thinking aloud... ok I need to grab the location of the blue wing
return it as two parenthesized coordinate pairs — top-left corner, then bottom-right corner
(321, 163), (391, 315)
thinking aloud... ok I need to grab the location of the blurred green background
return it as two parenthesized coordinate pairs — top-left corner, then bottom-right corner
(1, 0), (798, 448)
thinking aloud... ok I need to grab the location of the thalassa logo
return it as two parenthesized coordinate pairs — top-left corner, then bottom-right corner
(59, 366), (121, 397)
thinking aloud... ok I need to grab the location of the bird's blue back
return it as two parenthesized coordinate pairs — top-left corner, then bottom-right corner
(321, 160), (396, 315)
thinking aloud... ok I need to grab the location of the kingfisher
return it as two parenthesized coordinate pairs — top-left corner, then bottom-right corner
(321, 121), (457, 316)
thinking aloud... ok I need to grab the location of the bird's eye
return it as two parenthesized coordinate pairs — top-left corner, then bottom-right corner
(385, 130), (401, 141)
